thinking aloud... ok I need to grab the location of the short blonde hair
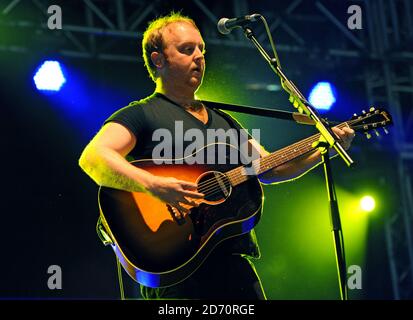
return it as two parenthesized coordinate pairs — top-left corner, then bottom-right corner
(142, 12), (199, 82)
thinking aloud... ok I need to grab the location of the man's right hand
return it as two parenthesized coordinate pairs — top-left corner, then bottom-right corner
(145, 176), (204, 214)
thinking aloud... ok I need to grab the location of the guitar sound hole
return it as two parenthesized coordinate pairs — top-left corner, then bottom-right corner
(197, 171), (231, 202)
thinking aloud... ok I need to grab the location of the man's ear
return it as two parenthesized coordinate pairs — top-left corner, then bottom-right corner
(150, 51), (165, 69)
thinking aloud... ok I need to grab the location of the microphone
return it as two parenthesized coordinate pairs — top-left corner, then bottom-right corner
(217, 14), (261, 34)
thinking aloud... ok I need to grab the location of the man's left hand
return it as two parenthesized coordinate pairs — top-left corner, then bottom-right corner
(332, 126), (355, 150)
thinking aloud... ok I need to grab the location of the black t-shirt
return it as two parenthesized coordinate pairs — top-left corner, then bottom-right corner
(104, 92), (260, 258)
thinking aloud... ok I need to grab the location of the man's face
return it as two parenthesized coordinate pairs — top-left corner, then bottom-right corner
(160, 22), (206, 91)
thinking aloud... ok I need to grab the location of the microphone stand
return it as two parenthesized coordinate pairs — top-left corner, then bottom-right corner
(242, 26), (351, 300)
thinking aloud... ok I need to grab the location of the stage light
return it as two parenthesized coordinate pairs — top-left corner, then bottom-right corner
(33, 60), (66, 92)
(308, 82), (336, 110)
(360, 195), (376, 212)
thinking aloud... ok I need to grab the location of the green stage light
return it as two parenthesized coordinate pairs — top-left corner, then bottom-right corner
(360, 196), (376, 212)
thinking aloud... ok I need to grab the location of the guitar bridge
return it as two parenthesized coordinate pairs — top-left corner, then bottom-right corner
(167, 204), (186, 225)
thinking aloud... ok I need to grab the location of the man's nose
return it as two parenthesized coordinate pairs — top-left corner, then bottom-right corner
(194, 47), (204, 61)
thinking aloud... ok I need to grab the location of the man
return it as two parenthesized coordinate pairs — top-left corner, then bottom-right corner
(79, 12), (355, 299)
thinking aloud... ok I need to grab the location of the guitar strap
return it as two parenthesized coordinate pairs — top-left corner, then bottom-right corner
(202, 99), (303, 122)
(204, 99), (336, 126)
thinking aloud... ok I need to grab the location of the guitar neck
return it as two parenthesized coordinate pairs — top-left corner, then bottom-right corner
(226, 122), (349, 186)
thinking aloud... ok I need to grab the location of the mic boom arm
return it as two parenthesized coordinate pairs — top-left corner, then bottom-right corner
(217, 14), (261, 34)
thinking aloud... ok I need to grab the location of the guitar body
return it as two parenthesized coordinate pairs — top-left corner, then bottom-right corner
(98, 143), (263, 288)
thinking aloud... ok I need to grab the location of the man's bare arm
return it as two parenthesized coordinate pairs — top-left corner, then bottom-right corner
(79, 122), (153, 192)
(79, 122), (203, 212)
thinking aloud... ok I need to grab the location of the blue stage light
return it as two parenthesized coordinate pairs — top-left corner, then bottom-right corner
(33, 61), (66, 92)
(308, 82), (336, 110)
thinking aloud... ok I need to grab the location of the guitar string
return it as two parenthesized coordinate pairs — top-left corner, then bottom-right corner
(196, 125), (374, 199)
(197, 123), (345, 195)
(197, 151), (319, 199)
(197, 146), (315, 198)
(196, 138), (315, 197)
(197, 130), (319, 194)
(226, 118), (382, 188)
(196, 121), (349, 193)
(196, 121), (356, 196)
(194, 118), (374, 196)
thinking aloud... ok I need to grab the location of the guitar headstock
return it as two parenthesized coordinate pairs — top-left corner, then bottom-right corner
(349, 107), (392, 139)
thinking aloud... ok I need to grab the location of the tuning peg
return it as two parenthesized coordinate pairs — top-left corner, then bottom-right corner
(369, 107), (375, 112)
(353, 113), (358, 117)
(383, 127), (389, 134)
(374, 129), (380, 136)
(365, 132), (372, 139)
(362, 110), (366, 114)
